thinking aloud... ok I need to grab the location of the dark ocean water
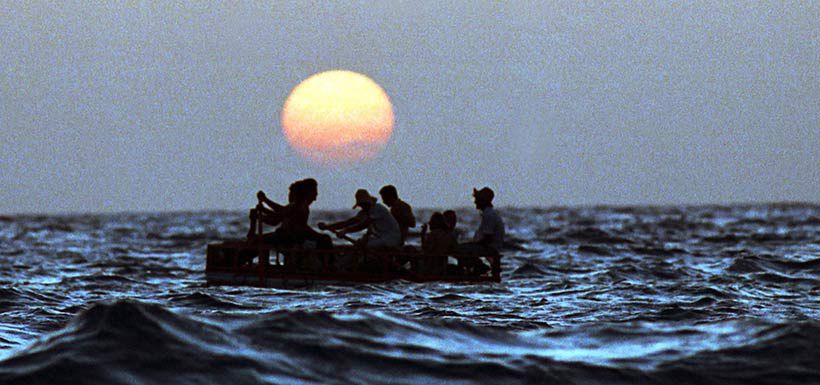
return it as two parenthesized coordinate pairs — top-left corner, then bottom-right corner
(0, 204), (818, 384)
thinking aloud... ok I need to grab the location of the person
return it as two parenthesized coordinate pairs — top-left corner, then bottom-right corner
(457, 187), (505, 274)
(250, 179), (332, 250)
(284, 178), (333, 250)
(420, 212), (457, 274)
(421, 212), (457, 254)
(443, 209), (460, 244)
(378, 185), (416, 245)
(246, 182), (293, 240)
(319, 189), (401, 250)
(240, 181), (298, 267)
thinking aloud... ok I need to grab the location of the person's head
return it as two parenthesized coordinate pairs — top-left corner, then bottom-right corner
(472, 187), (494, 210)
(428, 212), (447, 231)
(301, 178), (318, 203)
(443, 210), (457, 230)
(378, 185), (398, 206)
(353, 189), (377, 210)
(287, 181), (301, 203)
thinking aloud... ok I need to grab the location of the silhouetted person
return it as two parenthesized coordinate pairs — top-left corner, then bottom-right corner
(319, 189), (401, 250)
(421, 212), (456, 274)
(250, 179), (331, 250)
(378, 185), (416, 245)
(443, 209), (460, 244)
(458, 187), (505, 274)
(422, 212), (456, 254)
(247, 182), (294, 240)
(287, 178), (333, 249)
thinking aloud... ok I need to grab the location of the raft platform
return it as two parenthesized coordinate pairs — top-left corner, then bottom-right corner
(205, 241), (502, 288)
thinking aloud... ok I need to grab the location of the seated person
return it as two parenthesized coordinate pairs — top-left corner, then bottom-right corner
(443, 209), (460, 244)
(246, 186), (290, 240)
(250, 179), (332, 250)
(379, 185), (416, 246)
(457, 187), (505, 274)
(420, 212), (457, 274)
(319, 189), (401, 250)
(240, 182), (295, 266)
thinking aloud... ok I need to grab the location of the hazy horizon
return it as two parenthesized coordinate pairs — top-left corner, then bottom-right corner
(2, 2), (818, 214)
(3, 200), (819, 217)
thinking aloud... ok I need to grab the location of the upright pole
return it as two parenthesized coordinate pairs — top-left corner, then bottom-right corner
(256, 213), (266, 286)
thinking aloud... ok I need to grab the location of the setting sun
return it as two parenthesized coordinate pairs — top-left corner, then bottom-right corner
(281, 70), (394, 165)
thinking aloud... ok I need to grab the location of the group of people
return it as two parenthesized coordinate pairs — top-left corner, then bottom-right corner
(246, 180), (505, 273)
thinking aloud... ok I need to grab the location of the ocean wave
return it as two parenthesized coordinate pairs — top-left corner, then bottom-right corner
(1, 301), (819, 385)
(1, 205), (819, 383)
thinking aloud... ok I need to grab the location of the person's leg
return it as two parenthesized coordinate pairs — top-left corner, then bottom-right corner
(367, 237), (388, 249)
(456, 242), (492, 275)
(262, 229), (286, 246)
(304, 231), (333, 249)
(360, 236), (390, 273)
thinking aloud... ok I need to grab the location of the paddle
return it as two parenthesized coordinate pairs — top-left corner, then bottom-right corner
(318, 223), (358, 245)
(331, 229), (357, 244)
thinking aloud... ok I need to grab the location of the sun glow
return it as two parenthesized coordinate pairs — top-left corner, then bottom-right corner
(281, 70), (395, 165)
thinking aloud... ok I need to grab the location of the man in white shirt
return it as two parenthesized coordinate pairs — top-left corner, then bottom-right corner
(458, 187), (505, 273)
(319, 189), (402, 250)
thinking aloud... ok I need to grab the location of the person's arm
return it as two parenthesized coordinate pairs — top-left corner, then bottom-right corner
(407, 206), (416, 228)
(257, 191), (284, 211)
(475, 233), (493, 246)
(319, 216), (360, 231)
(257, 204), (285, 226)
(420, 223), (429, 249)
(341, 219), (368, 234)
(472, 215), (494, 246)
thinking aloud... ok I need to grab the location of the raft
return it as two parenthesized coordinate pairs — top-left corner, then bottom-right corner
(205, 241), (502, 288)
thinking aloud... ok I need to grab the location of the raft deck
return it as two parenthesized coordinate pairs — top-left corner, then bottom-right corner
(206, 241), (502, 288)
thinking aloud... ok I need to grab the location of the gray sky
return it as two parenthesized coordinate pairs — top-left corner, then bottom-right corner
(1, 2), (818, 213)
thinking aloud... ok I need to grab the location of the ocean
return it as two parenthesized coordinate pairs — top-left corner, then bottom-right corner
(0, 204), (818, 384)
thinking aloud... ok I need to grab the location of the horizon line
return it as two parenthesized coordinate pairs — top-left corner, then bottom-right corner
(2, 201), (818, 217)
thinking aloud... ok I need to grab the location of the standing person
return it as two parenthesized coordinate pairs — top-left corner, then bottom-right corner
(458, 187), (505, 274)
(378, 185), (416, 246)
(319, 189), (401, 250)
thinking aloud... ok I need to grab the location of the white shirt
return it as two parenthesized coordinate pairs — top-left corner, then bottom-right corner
(357, 203), (401, 243)
(473, 206), (505, 251)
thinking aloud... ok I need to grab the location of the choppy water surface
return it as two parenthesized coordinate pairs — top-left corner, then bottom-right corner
(0, 204), (818, 384)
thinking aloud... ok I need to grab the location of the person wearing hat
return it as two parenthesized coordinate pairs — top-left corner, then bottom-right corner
(457, 187), (505, 274)
(319, 189), (402, 250)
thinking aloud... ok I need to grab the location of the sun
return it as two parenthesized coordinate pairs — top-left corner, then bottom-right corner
(281, 70), (395, 165)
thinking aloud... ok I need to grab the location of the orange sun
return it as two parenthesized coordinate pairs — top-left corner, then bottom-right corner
(281, 70), (395, 165)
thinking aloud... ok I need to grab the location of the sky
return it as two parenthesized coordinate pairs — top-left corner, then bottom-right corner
(1, 2), (818, 214)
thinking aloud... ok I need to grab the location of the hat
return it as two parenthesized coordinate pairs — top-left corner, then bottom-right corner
(472, 187), (494, 201)
(353, 189), (377, 209)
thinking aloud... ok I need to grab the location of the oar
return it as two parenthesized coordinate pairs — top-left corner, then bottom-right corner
(331, 229), (357, 244)
(318, 223), (358, 245)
